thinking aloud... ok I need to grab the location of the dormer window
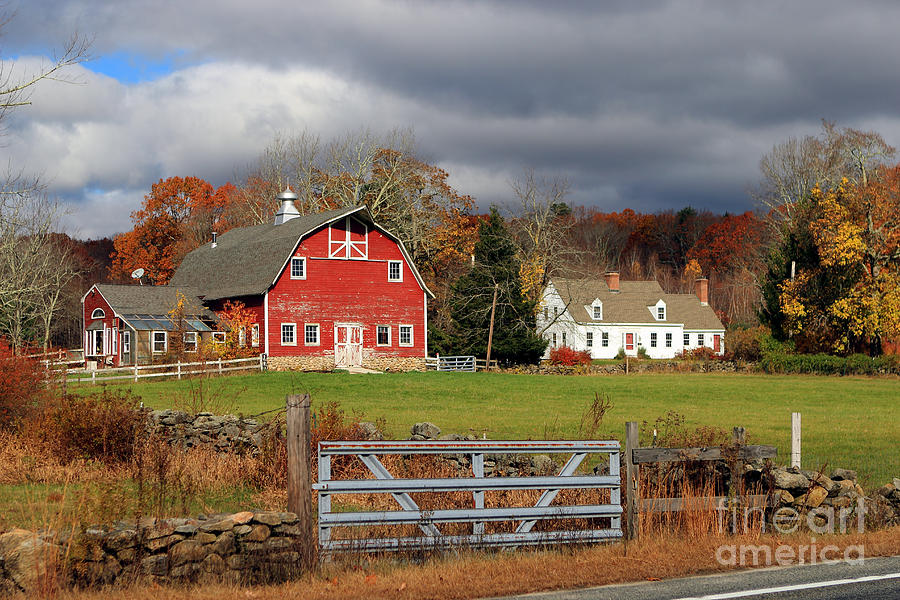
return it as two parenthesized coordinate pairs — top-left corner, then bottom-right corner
(591, 300), (602, 320)
(657, 306), (665, 320)
(91, 308), (105, 319)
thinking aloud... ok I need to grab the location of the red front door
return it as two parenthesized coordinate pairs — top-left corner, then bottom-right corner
(625, 333), (634, 351)
(713, 334), (721, 353)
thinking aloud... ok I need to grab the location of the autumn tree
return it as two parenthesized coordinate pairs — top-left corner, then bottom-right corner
(110, 176), (236, 285)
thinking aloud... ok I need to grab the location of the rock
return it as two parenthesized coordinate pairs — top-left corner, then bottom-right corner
(278, 512), (299, 524)
(775, 489), (794, 505)
(796, 486), (828, 508)
(77, 555), (121, 585)
(169, 540), (207, 566)
(411, 422), (441, 439)
(0, 530), (60, 593)
(831, 496), (853, 509)
(253, 512), (282, 527)
(531, 454), (555, 474)
(144, 521), (177, 540)
(894, 477), (900, 490)
(210, 531), (235, 556)
(201, 553), (225, 574)
(830, 468), (857, 482)
(773, 468), (810, 492)
(174, 524), (199, 535)
(199, 518), (234, 533)
(877, 483), (896, 498)
(245, 525), (270, 542)
(803, 471), (840, 495)
(103, 528), (137, 551)
(232, 511), (254, 525)
(233, 525), (252, 536)
(145, 533), (183, 552)
(141, 554), (168, 576)
(274, 524), (304, 536)
(193, 532), (217, 545)
(358, 422), (383, 440)
(438, 433), (466, 441)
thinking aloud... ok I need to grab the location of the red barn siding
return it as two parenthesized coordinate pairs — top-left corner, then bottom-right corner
(265, 222), (426, 360)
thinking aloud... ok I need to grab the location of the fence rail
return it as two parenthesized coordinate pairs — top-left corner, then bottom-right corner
(313, 439), (622, 554)
(65, 354), (265, 384)
(425, 356), (498, 372)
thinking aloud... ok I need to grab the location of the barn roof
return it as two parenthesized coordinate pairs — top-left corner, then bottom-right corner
(169, 205), (433, 300)
(88, 284), (219, 331)
(549, 277), (724, 330)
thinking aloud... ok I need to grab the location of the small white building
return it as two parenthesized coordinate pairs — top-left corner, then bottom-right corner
(539, 273), (725, 359)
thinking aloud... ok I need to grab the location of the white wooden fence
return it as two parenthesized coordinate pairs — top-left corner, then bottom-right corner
(66, 354), (266, 384)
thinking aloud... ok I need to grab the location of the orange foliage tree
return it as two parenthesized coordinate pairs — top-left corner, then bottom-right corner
(110, 176), (237, 284)
(212, 300), (259, 359)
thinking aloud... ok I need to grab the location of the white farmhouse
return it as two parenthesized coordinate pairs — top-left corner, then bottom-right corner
(538, 272), (725, 359)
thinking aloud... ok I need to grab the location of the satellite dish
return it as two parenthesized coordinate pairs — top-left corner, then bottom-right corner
(131, 268), (145, 285)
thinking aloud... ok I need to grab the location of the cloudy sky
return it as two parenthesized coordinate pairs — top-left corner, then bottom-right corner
(3, 0), (900, 238)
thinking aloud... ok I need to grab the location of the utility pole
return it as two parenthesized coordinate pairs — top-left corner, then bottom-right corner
(485, 283), (499, 370)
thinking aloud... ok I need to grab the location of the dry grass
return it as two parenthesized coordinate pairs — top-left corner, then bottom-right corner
(53, 527), (900, 600)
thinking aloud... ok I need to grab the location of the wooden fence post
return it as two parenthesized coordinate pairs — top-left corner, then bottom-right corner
(625, 421), (640, 540)
(286, 393), (314, 568)
(791, 412), (801, 469)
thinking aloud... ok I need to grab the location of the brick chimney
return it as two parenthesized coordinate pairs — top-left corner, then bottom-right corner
(604, 271), (620, 293)
(695, 277), (709, 306)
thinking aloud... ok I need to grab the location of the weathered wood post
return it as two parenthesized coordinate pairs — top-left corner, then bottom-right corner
(485, 283), (499, 370)
(625, 421), (640, 540)
(791, 412), (801, 469)
(286, 393), (313, 567)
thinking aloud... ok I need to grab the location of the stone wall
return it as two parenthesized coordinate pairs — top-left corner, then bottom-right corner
(267, 355), (426, 372)
(511, 360), (746, 375)
(0, 512), (310, 595)
(148, 410), (266, 453)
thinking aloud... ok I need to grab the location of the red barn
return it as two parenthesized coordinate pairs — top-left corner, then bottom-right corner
(83, 191), (434, 371)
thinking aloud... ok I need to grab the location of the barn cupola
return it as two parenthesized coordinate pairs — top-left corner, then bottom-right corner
(274, 187), (300, 225)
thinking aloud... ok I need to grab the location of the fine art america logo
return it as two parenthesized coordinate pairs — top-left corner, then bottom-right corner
(714, 497), (866, 567)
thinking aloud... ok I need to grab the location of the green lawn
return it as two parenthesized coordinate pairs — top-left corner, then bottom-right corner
(74, 371), (899, 486)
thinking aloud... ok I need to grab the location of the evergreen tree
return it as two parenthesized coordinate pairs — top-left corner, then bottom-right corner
(448, 208), (547, 364)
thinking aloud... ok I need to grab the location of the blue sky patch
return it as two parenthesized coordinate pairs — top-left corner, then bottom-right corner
(86, 50), (195, 83)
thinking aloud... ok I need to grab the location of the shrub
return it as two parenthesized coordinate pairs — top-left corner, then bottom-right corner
(725, 326), (769, 361)
(676, 346), (717, 361)
(758, 350), (900, 375)
(548, 346), (592, 366)
(614, 347), (626, 360)
(637, 346), (649, 359)
(34, 388), (146, 464)
(0, 339), (49, 429)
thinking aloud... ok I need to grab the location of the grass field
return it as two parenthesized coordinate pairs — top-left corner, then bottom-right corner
(76, 370), (900, 486)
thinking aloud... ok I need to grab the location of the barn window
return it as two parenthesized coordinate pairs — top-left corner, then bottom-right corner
(650, 332), (657, 348)
(684, 333), (690, 347)
(212, 332), (226, 346)
(586, 331), (593, 348)
(152, 331), (167, 354)
(388, 260), (403, 282)
(399, 325), (413, 347)
(376, 325), (390, 346)
(305, 324), (320, 346)
(251, 324), (260, 347)
(183, 331), (198, 352)
(290, 257), (306, 279)
(329, 216), (368, 259)
(665, 333), (672, 348)
(122, 331), (131, 354)
(601, 332), (609, 347)
(91, 308), (105, 319)
(281, 324), (296, 346)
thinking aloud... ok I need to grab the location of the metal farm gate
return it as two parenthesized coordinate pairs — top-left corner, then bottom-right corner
(312, 439), (622, 553)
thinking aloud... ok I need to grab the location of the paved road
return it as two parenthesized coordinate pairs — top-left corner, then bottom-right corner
(492, 555), (900, 600)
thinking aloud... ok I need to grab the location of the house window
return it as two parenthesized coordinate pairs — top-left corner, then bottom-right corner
(698, 333), (705, 346)
(665, 332), (672, 348)
(122, 331), (131, 354)
(388, 260), (403, 282)
(562, 332), (567, 347)
(281, 323), (296, 346)
(305, 324), (320, 346)
(212, 331), (226, 346)
(376, 325), (390, 346)
(251, 324), (259, 347)
(543, 307), (548, 320)
(552, 332), (557, 347)
(657, 306), (665, 320)
(684, 333), (690, 347)
(601, 332), (609, 347)
(184, 331), (198, 352)
(399, 325), (413, 347)
(586, 331), (593, 348)
(91, 308), (105, 319)
(650, 332), (657, 348)
(152, 331), (167, 354)
(290, 256), (306, 279)
(593, 305), (602, 320)
(553, 306), (558, 318)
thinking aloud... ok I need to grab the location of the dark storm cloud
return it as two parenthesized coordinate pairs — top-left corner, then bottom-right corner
(3, 0), (900, 235)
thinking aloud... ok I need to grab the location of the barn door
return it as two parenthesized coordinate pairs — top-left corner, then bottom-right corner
(334, 325), (363, 367)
